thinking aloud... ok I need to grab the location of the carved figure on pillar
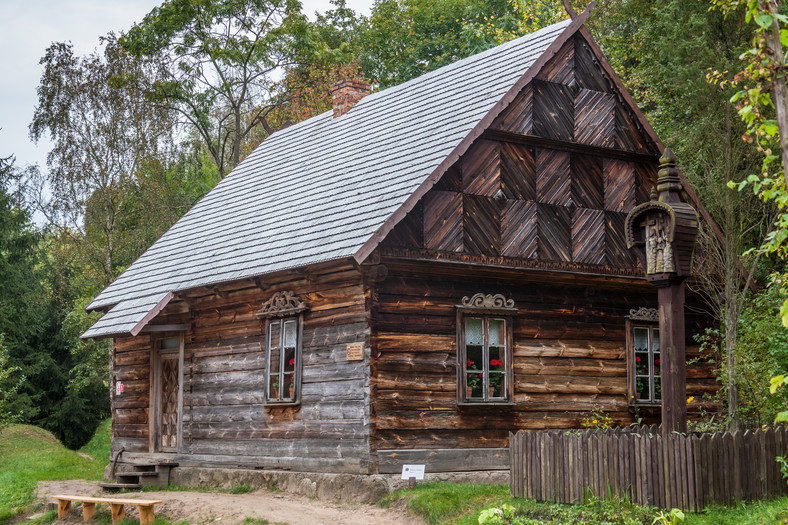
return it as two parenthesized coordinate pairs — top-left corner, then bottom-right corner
(643, 215), (675, 275)
(625, 148), (699, 435)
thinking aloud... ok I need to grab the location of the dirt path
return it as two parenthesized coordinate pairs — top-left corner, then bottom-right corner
(37, 480), (421, 525)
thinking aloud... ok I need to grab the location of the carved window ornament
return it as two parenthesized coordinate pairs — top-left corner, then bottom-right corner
(255, 291), (308, 319)
(457, 293), (517, 311)
(627, 307), (659, 322)
(456, 292), (515, 405)
(256, 291), (307, 406)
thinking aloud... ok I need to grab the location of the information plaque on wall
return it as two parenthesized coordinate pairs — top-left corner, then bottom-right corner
(401, 464), (425, 480)
(346, 342), (364, 361)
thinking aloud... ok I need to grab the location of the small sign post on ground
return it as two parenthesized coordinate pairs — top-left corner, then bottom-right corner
(401, 464), (425, 488)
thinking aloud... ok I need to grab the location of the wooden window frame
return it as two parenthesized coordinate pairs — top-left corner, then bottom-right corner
(263, 314), (303, 406)
(626, 320), (661, 406)
(456, 309), (514, 406)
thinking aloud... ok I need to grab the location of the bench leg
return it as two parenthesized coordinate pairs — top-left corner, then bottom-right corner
(57, 500), (71, 519)
(110, 503), (125, 525)
(82, 502), (97, 522)
(137, 505), (156, 525)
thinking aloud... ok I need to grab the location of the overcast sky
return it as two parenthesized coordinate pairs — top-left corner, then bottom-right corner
(0, 0), (374, 172)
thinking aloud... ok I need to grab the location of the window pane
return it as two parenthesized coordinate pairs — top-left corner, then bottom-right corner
(269, 374), (281, 400)
(466, 345), (483, 372)
(636, 377), (649, 400)
(652, 328), (660, 352)
(654, 376), (661, 401)
(269, 321), (281, 350)
(285, 347), (295, 372)
(633, 327), (648, 352)
(284, 320), (297, 348)
(269, 342), (280, 375)
(653, 352), (660, 377)
(466, 318), (483, 345)
(635, 351), (648, 375)
(159, 337), (179, 350)
(488, 319), (504, 346)
(466, 373), (483, 398)
(489, 372), (505, 398)
(489, 345), (504, 370)
(283, 372), (295, 399)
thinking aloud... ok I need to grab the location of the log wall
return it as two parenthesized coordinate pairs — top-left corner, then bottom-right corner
(370, 260), (717, 471)
(111, 262), (373, 473)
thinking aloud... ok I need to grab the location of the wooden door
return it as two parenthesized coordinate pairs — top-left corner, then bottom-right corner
(155, 337), (182, 452)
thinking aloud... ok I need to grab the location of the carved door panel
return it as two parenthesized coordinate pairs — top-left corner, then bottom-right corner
(159, 354), (179, 450)
(155, 337), (181, 453)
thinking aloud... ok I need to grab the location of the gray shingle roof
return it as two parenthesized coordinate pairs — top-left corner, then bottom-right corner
(82, 18), (573, 339)
(82, 291), (172, 339)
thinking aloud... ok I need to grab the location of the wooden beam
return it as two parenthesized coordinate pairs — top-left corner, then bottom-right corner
(379, 246), (647, 280)
(140, 324), (190, 333)
(129, 292), (174, 337)
(483, 129), (659, 163)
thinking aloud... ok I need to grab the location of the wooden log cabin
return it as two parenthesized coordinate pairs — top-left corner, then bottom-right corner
(83, 8), (719, 476)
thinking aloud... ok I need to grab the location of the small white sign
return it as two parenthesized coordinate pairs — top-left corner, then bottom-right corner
(401, 464), (425, 480)
(115, 381), (124, 396)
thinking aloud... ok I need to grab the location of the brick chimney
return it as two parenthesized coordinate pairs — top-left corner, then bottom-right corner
(330, 78), (371, 118)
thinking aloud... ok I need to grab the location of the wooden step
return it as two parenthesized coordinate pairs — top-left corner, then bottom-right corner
(130, 465), (156, 472)
(99, 482), (141, 491)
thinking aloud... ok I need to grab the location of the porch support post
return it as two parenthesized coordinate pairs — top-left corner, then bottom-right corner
(657, 280), (687, 434)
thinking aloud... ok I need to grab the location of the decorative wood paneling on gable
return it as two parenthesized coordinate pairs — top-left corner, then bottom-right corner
(464, 195), (500, 256)
(492, 34), (657, 156)
(571, 154), (604, 209)
(500, 143), (535, 201)
(491, 85), (533, 135)
(424, 191), (463, 252)
(501, 200), (537, 258)
(533, 80), (575, 142)
(536, 149), (572, 206)
(572, 208), (605, 265)
(574, 89), (616, 148)
(536, 39), (575, 86)
(603, 159), (636, 212)
(463, 140), (501, 197)
(381, 32), (659, 276)
(537, 204), (572, 262)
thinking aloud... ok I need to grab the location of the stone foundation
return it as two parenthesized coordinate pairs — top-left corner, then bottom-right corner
(166, 467), (509, 504)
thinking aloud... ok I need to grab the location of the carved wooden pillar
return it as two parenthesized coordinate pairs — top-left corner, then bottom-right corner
(625, 149), (698, 435)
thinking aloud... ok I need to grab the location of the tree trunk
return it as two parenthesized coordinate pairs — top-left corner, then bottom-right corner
(765, 0), (788, 188)
(725, 307), (740, 431)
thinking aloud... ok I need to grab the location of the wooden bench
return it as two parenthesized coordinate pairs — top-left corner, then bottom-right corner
(51, 495), (163, 525)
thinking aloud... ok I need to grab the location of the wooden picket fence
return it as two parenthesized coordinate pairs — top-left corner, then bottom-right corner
(509, 425), (788, 511)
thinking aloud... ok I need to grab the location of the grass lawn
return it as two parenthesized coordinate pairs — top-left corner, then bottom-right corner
(380, 482), (788, 524)
(0, 419), (110, 523)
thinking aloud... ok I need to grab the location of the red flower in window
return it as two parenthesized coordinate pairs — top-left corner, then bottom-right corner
(467, 359), (476, 369)
(490, 359), (503, 368)
(289, 358), (294, 366)
(478, 373), (483, 379)
(635, 356), (641, 363)
(655, 359), (660, 365)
